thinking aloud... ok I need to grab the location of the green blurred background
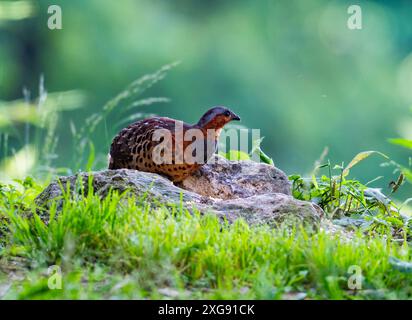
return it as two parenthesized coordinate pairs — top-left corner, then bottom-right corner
(1, 0), (411, 197)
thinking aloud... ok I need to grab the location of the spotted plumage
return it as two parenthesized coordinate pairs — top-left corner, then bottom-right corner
(108, 106), (240, 182)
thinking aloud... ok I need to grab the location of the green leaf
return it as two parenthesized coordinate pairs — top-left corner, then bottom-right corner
(311, 174), (319, 190)
(250, 137), (265, 153)
(258, 148), (274, 166)
(0, 1), (36, 21)
(288, 174), (301, 181)
(223, 150), (251, 161)
(86, 141), (95, 172)
(388, 138), (412, 150)
(343, 151), (389, 177)
(249, 137), (274, 166)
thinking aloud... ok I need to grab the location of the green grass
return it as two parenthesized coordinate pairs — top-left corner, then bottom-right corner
(0, 179), (411, 300)
(0, 66), (411, 300)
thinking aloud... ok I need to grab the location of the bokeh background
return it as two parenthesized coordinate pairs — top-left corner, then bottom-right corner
(1, 0), (411, 198)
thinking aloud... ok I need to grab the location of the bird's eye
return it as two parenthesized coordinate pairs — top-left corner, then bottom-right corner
(224, 111), (231, 117)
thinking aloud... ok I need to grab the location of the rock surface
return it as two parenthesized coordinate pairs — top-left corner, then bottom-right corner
(178, 154), (291, 199)
(36, 155), (323, 229)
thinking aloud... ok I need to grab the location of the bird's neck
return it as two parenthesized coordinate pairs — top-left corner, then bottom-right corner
(194, 122), (225, 141)
(204, 127), (223, 143)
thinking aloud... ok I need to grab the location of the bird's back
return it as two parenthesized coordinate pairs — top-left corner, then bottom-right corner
(108, 117), (205, 182)
(108, 107), (240, 182)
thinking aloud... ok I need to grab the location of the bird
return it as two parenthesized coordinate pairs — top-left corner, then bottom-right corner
(108, 106), (240, 182)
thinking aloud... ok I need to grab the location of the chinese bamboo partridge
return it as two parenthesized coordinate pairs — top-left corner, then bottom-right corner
(108, 106), (240, 182)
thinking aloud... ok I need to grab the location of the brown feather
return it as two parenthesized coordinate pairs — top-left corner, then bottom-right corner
(108, 107), (240, 182)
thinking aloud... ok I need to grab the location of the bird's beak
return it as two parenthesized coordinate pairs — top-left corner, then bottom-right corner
(231, 113), (241, 121)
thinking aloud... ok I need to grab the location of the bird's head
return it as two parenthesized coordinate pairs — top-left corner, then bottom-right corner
(196, 106), (240, 130)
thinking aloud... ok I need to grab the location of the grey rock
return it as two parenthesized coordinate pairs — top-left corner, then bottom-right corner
(178, 154), (291, 199)
(36, 155), (323, 229)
